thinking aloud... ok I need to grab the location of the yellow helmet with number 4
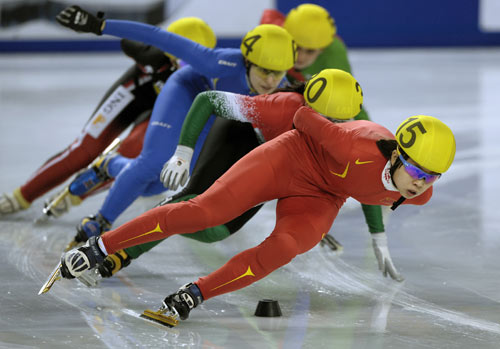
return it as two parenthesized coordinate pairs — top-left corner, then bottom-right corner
(304, 69), (363, 120)
(284, 3), (336, 49)
(395, 115), (456, 173)
(167, 17), (217, 49)
(240, 24), (297, 71)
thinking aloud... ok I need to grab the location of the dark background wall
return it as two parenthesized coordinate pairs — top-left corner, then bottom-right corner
(1, 0), (499, 52)
(278, 0), (500, 47)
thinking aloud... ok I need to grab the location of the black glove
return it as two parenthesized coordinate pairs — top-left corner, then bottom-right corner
(56, 5), (105, 35)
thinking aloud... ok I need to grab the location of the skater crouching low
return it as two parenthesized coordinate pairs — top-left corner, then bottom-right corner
(55, 102), (455, 324)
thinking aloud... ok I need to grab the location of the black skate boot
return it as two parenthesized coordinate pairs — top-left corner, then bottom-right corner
(163, 283), (203, 320)
(60, 236), (106, 279)
(98, 249), (131, 278)
(66, 213), (111, 251)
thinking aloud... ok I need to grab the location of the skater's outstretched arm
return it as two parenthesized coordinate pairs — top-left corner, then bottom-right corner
(56, 6), (242, 79)
(160, 90), (304, 189)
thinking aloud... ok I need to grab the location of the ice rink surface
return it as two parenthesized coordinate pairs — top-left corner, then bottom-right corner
(1, 48), (500, 348)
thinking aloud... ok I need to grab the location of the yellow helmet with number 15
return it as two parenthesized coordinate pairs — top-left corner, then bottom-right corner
(395, 115), (456, 173)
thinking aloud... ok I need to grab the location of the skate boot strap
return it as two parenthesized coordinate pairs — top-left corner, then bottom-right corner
(98, 249), (131, 278)
(163, 283), (203, 320)
(75, 214), (111, 243)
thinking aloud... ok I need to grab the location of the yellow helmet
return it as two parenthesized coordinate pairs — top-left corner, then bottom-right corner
(395, 115), (456, 173)
(166, 17), (217, 49)
(240, 24), (297, 71)
(284, 3), (336, 49)
(304, 69), (363, 120)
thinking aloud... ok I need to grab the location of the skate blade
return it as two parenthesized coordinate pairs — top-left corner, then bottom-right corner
(34, 214), (50, 225)
(140, 309), (179, 328)
(319, 236), (344, 252)
(38, 261), (62, 295)
(77, 268), (101, 288)
(42, 187), (70, 217)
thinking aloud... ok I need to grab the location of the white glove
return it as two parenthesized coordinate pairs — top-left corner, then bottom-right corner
(160, 145), (193, 190)
(371, 232), (405, 282)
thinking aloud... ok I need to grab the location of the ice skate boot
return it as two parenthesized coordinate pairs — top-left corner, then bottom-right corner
(66, 151), (116, 198)
(141, 283), (203, 327)
(98, 249), (131, 278)
(60, 236), (106, 279)
(65, 213), (111, 251)
(0, 188), (30, 215)
(42, 188), (82, 219)
(163, 283), (203, 320)
(319, 233), (344, 252)
(39, 138), (120, 221)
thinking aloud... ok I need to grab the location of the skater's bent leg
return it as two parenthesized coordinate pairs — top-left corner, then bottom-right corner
(117, 117), (149, 158)
(98, 75), (201, 223)
(104, 117), (150, 178)
(19, 65), (153, 203)
(98, 152), (164, 223)
(20, 131), (119, 203)
(224, 204), (263, 234)
(195, 195), (340, 300)
(101, 142), (290, 254)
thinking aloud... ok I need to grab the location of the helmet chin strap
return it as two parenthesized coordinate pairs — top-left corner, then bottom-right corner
(391, 196), (406, 211)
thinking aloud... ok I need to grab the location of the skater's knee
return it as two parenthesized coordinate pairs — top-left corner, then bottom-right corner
(257, 234), (300, 270)
(129, 154), (164, 179)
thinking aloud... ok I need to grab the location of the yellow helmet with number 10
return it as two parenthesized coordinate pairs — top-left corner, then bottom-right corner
(395, 115), (456, 173)
(240, 24), (297, 71)
(304, 69), (363, 120)
(284, 3), (336, 49)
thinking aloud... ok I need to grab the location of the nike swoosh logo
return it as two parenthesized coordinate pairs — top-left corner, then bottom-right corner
(355, 159), (374, 165)
(211, 266), (255, 291)
(119, 223), (163, 244)
(330, 162), (350, 178)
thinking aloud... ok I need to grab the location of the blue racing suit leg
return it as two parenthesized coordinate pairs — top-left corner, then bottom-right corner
(97, 66), (213, 223)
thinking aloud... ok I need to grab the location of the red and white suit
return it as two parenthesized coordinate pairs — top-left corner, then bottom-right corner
(100, 106), (431, 300)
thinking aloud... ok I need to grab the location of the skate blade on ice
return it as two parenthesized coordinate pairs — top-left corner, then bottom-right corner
(140, 308), (179, 328)
(76, 268), (102, 288)
(38, 261), (62, 295)
(36, 187), (70, 223)
(34, 213), (50, 224)
(319, 234), (344, 252)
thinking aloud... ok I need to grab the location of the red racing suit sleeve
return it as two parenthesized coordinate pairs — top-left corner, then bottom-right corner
(293, 105), (353, 163)
(178, 91), (304, 148)
(293, 106), (433, 206)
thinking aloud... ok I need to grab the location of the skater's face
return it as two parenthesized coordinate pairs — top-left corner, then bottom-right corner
(391, 150), (438, 199)
(248, 64), (286, 94)
(294, 46), (323, 70)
